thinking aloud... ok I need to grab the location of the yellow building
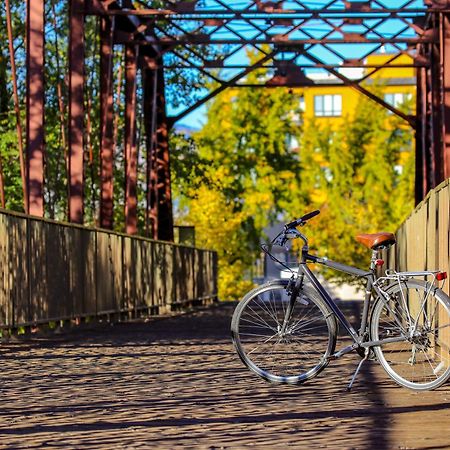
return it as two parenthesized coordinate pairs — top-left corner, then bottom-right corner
(295, 53), (416, 128)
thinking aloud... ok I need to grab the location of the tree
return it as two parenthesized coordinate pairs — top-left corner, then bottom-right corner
(288, 93), (415, 282)
(171, 66), (303, 298)
(172, 84), (415, 296)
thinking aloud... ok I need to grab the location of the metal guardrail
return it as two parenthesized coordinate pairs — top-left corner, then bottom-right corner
(0, 209), (218, 329)
(385, 179), (450, 297)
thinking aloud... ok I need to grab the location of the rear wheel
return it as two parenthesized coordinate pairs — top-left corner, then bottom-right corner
(231, 281), (337, 384)
(371, 280), (450, 390)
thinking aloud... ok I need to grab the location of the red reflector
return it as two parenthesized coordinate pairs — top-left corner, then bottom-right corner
(437, 272), (447, 281)
(375, 259), (384, 267)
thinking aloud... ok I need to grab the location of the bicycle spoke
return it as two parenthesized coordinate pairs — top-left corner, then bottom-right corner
(233, 284), (336, 383)
(373, 281), (450, 389)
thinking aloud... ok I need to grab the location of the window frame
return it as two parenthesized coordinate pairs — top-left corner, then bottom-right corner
(314, 94), (343, 117)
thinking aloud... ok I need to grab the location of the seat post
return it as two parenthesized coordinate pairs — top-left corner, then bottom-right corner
(370, 249), (379, 271)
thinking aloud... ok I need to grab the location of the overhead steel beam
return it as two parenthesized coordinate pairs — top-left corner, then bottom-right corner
(116, 37), (431, 46)
(163, 63), (427, 69)
(68, 0), (85, 223)
(170, 50), (277, 124)
(26, 0), (45, 217)
(103, 8), (431, 17)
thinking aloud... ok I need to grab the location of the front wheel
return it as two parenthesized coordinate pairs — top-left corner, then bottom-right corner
(231, 281), (337, 385)
(371, 279), (450, 390)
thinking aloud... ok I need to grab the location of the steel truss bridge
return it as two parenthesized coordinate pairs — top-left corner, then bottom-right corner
(8, 0), (450, 240)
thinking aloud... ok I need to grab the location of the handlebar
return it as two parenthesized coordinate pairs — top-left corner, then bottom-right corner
(285, 209), (320, 229)
(270, 210), (320, 247)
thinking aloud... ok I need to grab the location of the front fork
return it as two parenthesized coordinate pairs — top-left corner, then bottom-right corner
(280, 274), (305, 334)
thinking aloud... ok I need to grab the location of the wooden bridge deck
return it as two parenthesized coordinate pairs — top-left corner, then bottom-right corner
(1, 302), (450, 449)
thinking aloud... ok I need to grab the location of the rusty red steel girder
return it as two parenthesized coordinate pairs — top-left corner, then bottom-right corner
(68, 0), (85, 224)
(124, 44), (139, 235)
(142, 58), (173, 242)
(102, 0), (430, 127)
(99, 15), (116, 230)
(26, 0), (45, 217)
(6, 0), (27, 213)
(415, 2), (450, 202)
(19, 0), (450, 239)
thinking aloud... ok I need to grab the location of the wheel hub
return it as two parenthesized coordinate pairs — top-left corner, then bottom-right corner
(411, 330), (431, 351)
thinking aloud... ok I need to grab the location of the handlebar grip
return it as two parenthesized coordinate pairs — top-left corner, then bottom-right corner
(286, 210), (320, 228)
(300, 209), (320, 222)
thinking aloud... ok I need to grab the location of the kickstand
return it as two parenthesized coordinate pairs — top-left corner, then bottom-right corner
(346, 348), (369, 392)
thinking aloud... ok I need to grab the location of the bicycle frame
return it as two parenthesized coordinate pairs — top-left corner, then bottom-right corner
(294, 251), (408, 358)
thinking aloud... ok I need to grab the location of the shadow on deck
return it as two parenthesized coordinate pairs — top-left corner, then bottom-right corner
(1, 302), (449, 449)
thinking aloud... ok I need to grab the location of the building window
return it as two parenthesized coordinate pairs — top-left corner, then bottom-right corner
(384, 93), (412, 108)
(299, 96), (306, 112)
(314, 94), (342, 117)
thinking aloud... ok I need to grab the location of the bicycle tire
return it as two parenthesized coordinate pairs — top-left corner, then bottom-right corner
(371, 279), (450, 390)
(231, 280), (337, 385)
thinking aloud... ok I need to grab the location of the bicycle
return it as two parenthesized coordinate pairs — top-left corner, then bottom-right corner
(231, 210), (450, 391)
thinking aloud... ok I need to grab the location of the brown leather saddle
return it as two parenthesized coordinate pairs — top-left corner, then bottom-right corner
(355, 232), (396, 250)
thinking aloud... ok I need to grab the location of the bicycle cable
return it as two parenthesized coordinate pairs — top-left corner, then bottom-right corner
(260, 240), (295, 275)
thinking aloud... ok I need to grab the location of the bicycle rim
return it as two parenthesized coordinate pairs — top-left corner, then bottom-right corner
(231, 282), (337, 385)
(372, 280), (450, 390)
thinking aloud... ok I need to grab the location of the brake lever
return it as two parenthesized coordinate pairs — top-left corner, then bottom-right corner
(273, 235), (288, 247)
(284, 228), (302, 239)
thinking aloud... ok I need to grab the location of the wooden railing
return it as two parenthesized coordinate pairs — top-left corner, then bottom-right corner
(386, 179), (450, 296)
(0, 209), (218, 329)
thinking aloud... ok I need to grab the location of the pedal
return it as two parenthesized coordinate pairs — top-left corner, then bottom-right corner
(346, 348), (369, 391)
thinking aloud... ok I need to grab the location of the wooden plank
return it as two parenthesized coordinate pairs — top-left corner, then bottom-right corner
(84, 229), (97, 315)
(426, 192), (438, 272)
(174, 247), (183, 303)
(419, 201), (427, 272)
(195, 250), (204, 300)
(167, 245), (175, 306)
(122, 236), (134, 312)
(187, 248), (195, 301)
(0, 213), (11, 326)
(141, 239), (153, 308)
(152, 242), (174, 308)
(29, 219), (48, 322)
(96, 231), (115, 314)
(212, 251), (219, 297)
(438, 186), (450, 296)
(112, 233), (123, 312)
(8, 215), (29, 325)
(45, 221), (70, 319)
(437, 185), (450, 364)
(406, 205), (426, 272)
(174, 247), (194, 304)
(153, 242), (164, 307)
(397, 219), (407, 272)
(67, 226), (96, 317)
